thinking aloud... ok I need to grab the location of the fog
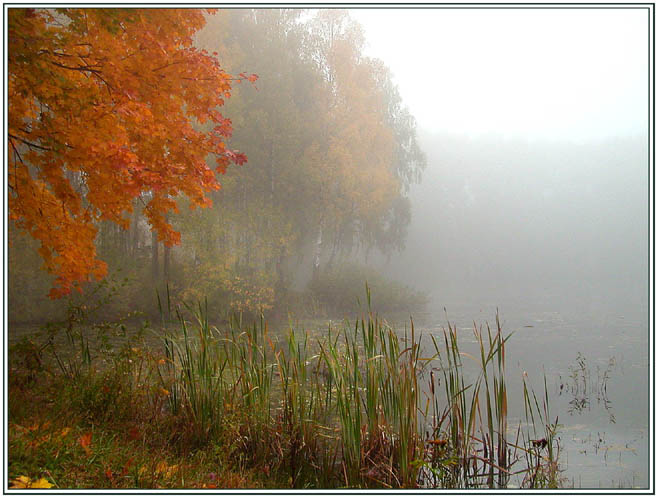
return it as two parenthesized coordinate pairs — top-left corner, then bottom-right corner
(373, 132), (648, 316)
(351, 8), (649, 318)
(352, 8), (648, 141)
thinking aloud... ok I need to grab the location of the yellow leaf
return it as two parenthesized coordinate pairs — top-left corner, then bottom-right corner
(10, 476), (31, 488)
(10, 476), (54, 488)
(30, 478), (54, 489)
(164, 464), (179, 479)
(155, 461), (178, 479)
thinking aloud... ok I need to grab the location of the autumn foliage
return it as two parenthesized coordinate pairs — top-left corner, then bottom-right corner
(8, 9), (254, 297)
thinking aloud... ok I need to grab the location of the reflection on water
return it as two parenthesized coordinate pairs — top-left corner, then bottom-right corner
(560, 353), (617, 424)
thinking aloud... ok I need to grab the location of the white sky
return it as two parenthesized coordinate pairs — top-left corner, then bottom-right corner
(349, 8), (649, 141)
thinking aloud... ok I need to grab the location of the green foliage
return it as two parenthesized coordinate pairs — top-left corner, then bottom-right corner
(308, 263), (428, 315)
(59, 346), (149, 425)
(41, 275), (145, 381)
(177, 263), (275, 320)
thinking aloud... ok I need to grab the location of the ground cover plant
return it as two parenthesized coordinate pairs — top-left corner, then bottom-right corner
(8, 292), (562, 489)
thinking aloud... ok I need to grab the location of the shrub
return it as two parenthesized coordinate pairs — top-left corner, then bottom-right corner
(307, 263), (428, 315)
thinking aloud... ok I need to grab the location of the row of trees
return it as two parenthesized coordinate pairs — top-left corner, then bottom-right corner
(9, 9), (425, 320)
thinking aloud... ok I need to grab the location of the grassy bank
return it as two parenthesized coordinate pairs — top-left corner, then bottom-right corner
(8, 296), (561, 489)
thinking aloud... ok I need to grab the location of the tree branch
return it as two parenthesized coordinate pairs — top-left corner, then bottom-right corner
(9, 133), (52, 151)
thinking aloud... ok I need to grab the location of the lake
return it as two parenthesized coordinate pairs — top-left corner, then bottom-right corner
(405, 296), (649, 489)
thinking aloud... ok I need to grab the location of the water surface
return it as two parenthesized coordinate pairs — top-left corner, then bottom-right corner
(412, 299), (649, 489)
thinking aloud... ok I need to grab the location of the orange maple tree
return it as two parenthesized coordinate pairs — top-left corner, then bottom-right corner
(8, 8), (256, 298)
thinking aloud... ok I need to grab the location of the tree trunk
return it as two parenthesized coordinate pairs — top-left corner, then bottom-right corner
(312, 223), (323, 282)
(164, 244), (171, 281)
(276, 244), (286, 289)
(269, 140), (275, 205)
(131, 203), (140, 258)
(163, 211), (170, 281)
(151, 230), (159, 280)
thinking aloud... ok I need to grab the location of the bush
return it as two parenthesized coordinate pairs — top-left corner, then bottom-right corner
(307, 263), (428, 315)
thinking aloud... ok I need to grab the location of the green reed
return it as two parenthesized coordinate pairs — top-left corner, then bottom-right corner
(154, 293), (559, 489)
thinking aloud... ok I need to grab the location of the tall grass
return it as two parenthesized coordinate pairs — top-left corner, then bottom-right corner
(149, 292), (560, 489)
(520, 372), (562, 488)
(163, 302), (229, 441)
(420, 315), (561, 489)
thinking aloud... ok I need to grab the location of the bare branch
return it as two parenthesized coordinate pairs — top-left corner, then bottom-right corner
(9, 133), (52, 151)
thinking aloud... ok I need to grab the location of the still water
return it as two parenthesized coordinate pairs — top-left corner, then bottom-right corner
(409, 298), (649, 489)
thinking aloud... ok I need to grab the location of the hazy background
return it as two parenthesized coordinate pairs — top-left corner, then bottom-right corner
(352, 8), (649, 316)
(352, 8), (648, 140)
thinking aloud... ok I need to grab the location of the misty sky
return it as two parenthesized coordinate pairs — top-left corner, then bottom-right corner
(351, 8), (649, 141)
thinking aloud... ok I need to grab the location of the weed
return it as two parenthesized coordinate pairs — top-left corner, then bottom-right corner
(9, 290), (562, 489)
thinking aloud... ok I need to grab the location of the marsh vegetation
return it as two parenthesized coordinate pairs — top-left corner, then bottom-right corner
(10, 288), (563, 489)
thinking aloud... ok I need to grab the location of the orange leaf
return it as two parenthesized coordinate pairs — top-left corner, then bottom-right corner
(78, 432), (92, 455)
